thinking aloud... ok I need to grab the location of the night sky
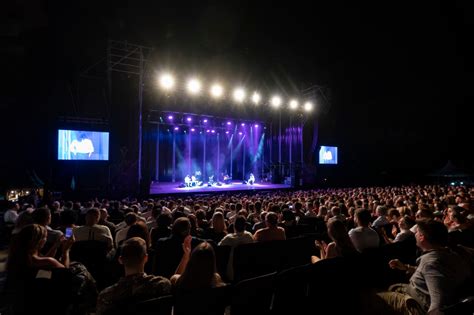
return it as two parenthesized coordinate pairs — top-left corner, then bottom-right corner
(1, 1), (473, 189)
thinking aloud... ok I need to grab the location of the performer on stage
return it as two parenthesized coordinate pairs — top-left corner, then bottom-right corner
(184, 175), (192, 187)
(248, 173), (255, 185)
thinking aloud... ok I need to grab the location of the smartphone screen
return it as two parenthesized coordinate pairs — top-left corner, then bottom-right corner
(65, 227), (73, 239)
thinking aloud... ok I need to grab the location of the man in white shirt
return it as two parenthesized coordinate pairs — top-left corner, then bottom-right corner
(73, 208), (113, 251)
(4, 202), (20, 224)
(348, 209), (379, 252)
(219, 215), (254, 281)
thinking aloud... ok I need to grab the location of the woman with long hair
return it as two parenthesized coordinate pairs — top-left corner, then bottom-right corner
(171, 239), (224, 290)
(313, 219), (356, 262)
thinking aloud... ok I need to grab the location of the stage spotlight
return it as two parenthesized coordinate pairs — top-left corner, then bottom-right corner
(304, 101), (314, 112)
(210, 84), (224, 98)
(211, 130), (216, 133)
(254, 124), (259, 128)
(238, 132), (243, 135)
(159, 73), (175, 90)
(167, 115), (173, 120)
(225, 131), (229, 134)
(186, 78), (202, 95)
(191, 128), (195, 132)
(203, 119), (208, 123)
(174, 127), (179, 131)
(227, 121), (232, 125)
(206, 129), (210, 133)
(233, 88), (246, 103)
(241, 123), (245, 127)
(251, 92), (261, 105)
(271, 96), (282, 108)
(289, 99), (299, 110)
(186, 117), (192, 122)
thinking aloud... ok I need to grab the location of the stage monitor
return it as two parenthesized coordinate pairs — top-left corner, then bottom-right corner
(58, 129), (109, 161)
(319, 146), (338, 165)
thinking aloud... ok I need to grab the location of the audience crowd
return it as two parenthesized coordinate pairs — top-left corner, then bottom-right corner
(1, 184), (473, 314)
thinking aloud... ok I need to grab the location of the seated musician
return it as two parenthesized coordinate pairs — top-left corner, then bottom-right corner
(248, 173), (255, 185)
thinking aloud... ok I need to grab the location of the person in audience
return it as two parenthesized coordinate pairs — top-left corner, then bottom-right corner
(125, 221), (151, 249)
(150, 213), (172, 248)
(171, 240), (225, 289)
(4, 202), (20, 224)
(381, 215), (415, 244)
(372, 205), (389, 228)
(32, 207), (64, 256)
(313, 219), (356, 262)
(96, 237), (171, 315)
(204, 211), (227, 243)
(410, 209), (434, 234)
(252, 211), (267, 232)
(115, 212), (138, 247)
(279, 209), (299, 238)
(253, 212), (286, 242)
(99, 208), (117, 240)
(11, 208), (35, 234)
(375, 220), (472, 314)
(218, 215), (255, 280)
(6, 224), (74, 282)
(348, 209), (380, 252)
(153, 217), (203, 278)
(73, 208), (114, 252)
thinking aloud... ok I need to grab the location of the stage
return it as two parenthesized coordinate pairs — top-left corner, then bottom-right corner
(149, 181), (292, 195)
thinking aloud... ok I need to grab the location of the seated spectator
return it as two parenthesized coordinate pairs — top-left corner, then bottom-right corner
(313, 219), (356, 262)
(252, 211), (267, 232)
(381, 215), (415, 244)
(203, 212), (227, 244)
(125, 222), (151, 249)
(96, 237), (171, 315)
(6, 224), (74, 286)
(348, 209), (380, 252)
(153, 217), (203, 278)
(73, 208), (114, 252)
(372, 205), (389, 228)
(279, 209), (299, 238)
(11, 208), (34, 235)
(150, 213), (172, 248)
(115, 212), (138, 248)
(4, 202), (20, 224)
(253, 212), (286, 242)
(218, 215), (254, 280)
(99, 208), (117, 240)
(32, 207), (64, 256)
(171, 240), (225, 289)
(410, 209), (434, 234)
(375, 220), (472, 314)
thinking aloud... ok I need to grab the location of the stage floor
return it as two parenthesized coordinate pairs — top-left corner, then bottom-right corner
(149, 181), (292, 195)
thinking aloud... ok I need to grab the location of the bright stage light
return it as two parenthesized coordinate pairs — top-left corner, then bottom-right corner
(271, 96), (282, 108)
(227, 121), (232, 125)
(206, 129), (210, 133)
(233, 88), (246, 103)
(241, 123), (245, 127)
(254, 124), (259, 128)
(225, 131), (229, 134)
(238, 132), (243, 135)
(186, 117), (192, 122)
(191, 128), (195, 132)
(203, 119), (208, 123)
(174, 127), (179, 131)
(289, 99), (299, 110)
(251, 92), (261, 105)
(167, 115), (173, 120)
(159, 73), (175, 90)
(186, 78), (202, 94)
(304, 101), (314, 112)
(210, 84), (224, 98)
(211, 130), (215, 133)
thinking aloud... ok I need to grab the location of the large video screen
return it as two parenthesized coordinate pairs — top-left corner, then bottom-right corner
(319, 146), (338, 165)
(58, 129), (109, 161)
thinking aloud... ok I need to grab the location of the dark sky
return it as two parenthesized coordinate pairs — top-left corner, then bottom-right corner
(2, 0), (473, 186)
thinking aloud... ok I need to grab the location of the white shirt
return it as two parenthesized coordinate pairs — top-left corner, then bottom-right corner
(219, 231), (255, 280)
(73, 224), (113, 249)
(348, 226), (380, 252)
(4, 209), (19, 224)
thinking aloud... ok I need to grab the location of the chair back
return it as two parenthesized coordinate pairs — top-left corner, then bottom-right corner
(231, 272), (276, 315)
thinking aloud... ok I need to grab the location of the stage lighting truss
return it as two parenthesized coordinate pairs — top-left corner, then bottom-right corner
(156, 73), (317, 113)
(156, 112), (265, 134)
